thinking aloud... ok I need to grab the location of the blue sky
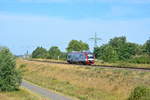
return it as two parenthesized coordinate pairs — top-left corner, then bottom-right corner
(0, 0), (150, 55)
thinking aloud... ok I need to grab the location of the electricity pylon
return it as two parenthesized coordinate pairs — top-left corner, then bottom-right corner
(89, 32), (101, 48)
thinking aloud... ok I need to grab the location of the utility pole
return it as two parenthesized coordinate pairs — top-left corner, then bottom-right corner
(89, 32), (101, 48)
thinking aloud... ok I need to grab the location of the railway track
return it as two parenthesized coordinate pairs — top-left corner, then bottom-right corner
(25, 59), (150, 71)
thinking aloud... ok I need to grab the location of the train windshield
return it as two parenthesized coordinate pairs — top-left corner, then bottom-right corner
(88, 54), (94, 59)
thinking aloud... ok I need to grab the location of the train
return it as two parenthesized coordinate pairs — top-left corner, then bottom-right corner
(67, 51), (95, 65)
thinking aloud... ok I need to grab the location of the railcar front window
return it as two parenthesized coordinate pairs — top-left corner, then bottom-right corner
(88, 54), (94, 59)
(68, 55), (71, 59)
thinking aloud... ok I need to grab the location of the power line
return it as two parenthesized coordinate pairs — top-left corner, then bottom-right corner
(89, 32), (101, 48)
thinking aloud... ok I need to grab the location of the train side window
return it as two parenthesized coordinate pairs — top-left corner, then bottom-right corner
(80, 54), (83, 58)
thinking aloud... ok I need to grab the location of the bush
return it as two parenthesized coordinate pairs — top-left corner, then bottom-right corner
(128, 86), (150, 100)
(59, 52), (67, 60)
(128, 56), (150, 64)
(0, 47), (22, 91)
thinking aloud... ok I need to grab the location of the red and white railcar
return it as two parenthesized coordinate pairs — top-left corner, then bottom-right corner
(67, 51), (94, 65)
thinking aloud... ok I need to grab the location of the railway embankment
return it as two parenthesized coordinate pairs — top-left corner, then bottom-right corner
(17, 59), (150, 100)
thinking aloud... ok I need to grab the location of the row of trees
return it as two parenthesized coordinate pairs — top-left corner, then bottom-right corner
(94, 36), (150, 63)
(32, 46), (66, 60)
(32, 40), (89, 60)
(32, 37), (150, 64)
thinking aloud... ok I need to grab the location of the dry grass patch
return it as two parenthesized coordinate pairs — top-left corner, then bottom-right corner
(17, 59), (150, 100)
(95, 60), (150, 68)
(28, 58), (150, 69)
(0, 88), (49, 100)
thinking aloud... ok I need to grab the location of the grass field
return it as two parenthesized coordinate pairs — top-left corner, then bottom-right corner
(95, 60), (150, 69)
(17, 59), (150, 100)
(29, 58), (150, 69)
(0, 88), (48, 100)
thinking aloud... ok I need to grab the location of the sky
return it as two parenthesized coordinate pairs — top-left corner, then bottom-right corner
(0, 0), (150, 55)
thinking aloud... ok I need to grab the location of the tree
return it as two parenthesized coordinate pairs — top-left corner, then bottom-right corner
(94, 36), (142, 62)
(93, 47), (101, 59)
(127, 42), (141, 56)
(109, 36), (128, 60)
(0, 47), (22, 91)
(109, 36), (127, 47)
(108, 36), (139, 60)
(145, 38), (150, 56)
(48, 46), (61, 59)
(66, 40), (89, 52)
(95, 45), (118, 62)
(32, 47), (48, 58)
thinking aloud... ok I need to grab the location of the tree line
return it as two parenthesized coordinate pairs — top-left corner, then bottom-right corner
(32, 37), (150, 64)
(94, 36), (150, 63)
(32, 40), (89, 60)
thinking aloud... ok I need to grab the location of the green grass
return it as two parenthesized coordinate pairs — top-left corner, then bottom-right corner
(128, 86), (150, 100)
(18, 59), (150, 100)
(0, 88), (49, 100)
(95, 60), (150, 69)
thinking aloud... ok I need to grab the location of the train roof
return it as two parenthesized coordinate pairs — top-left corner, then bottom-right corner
(68, 51), (93, 54)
